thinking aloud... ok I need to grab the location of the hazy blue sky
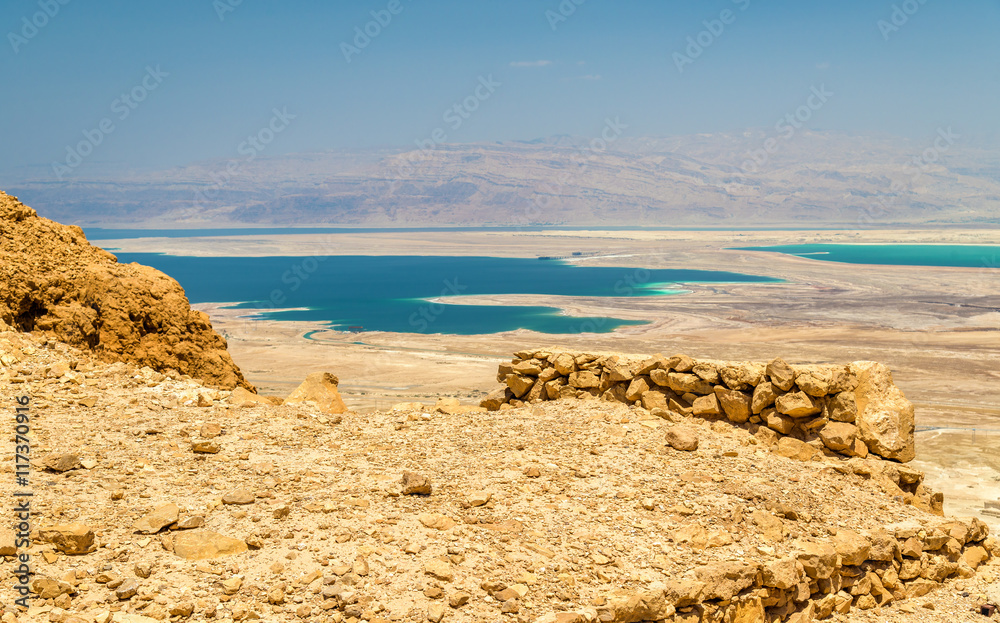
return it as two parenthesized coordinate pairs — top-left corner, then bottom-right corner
(2, 0), (998, 178)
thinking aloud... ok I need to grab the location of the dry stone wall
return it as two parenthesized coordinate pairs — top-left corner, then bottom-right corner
(482, 350), (916, 464)
(547, 516), (997, 623)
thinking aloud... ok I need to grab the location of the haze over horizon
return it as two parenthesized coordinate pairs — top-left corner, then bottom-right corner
(2, 0), (999, 183)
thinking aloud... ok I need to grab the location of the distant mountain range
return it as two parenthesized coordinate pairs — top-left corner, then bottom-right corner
(7, 131), (1000, 227)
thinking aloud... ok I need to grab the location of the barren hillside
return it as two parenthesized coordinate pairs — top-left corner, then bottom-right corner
(2, 325), (999, 622)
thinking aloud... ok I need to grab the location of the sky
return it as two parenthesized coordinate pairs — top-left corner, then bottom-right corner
(1, 0), (998, 179)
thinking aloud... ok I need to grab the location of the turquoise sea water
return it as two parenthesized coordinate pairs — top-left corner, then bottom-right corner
(116, 253), (781, 335)
(733, 244), (999, 268)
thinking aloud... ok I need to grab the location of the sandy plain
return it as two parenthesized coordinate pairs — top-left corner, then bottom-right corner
(103, 228), (1000, 525)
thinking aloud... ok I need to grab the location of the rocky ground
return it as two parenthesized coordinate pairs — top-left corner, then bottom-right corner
(3, 327), (1000, 622)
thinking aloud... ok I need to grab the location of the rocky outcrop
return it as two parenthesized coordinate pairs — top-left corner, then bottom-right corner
(285, 372), (347, 414)
(0, 191), (252, 390)
(483, 350), (916, 463)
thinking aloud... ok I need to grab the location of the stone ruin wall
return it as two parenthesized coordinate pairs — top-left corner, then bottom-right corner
(564, 516), (998, 623)
(481, 351), (1000, 622)
(481, 350), (916, 464)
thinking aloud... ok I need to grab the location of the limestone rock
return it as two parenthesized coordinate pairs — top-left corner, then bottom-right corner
(43, 453), (82, 472)
(172, 531), (248, 560)
(222, 489), (255, 505)
(819, 422), (858, 453)
(230, 386), (271, 406)
(664, 579), (706, 608)
(833, 529), (871, 566)
(827, 391), (857, 423)
(31, 576), (74, 598)
(766, 358), (796, 391)
(507, 374), (535, 398)
(641, 389), (670, 411)
(625, 377), (650, 402)
(775, 391), (821, 418)
(0, 529), (15, 556)
(192, 441), (220, 454)
(851, 361), (915, 462)
(39, 523), (97, 555)
(765, 409), (794, 435)
(285, 372), (348, 414)
(692, 393), (720, 416)
(606, 361), (636, 382)
(480, 388), (511, 410)
(401, 471), (432, 495)
(665, 427), (699, 452)
(513, 360), (542, 375)
(668, 353), (696, 372)
(691, 361), (719, 383)
(728, 598), (766, 623)
(715, 386), (751, 423)
(751, 381), (778, 414)
(569, 370), (600, 389)
(795, 368), (832, 397)
(200, 422), (223, 438)
(795, 541), (838, 579)
(774, 437), (816, 462)
(752, 510), (785, 542)
(423, 559), (454, 582)
(597, 588), (673, 623)
(553, 353), (576, 375)
(695, 562), (760, 600)
(762, 557), (803, 589)
(0, 191), (252, 389)
(666, 372), (714, 395)
(133, 503), (179, 534)
(719, 362), (763, 390)
(467, 491), (491, 507)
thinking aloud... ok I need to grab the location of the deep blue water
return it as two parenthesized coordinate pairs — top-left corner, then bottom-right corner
(116, 253), (781, 335)
(732, 244), (999, 268)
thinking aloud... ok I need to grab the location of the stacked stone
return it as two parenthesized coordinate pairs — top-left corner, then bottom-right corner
(481, 350), (915, 463)
(540, 517), (997, 623)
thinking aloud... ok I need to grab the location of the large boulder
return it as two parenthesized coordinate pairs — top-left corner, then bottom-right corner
(0, 191), (252, 390)
(851, 361), (915, 462)
(38, 523), (97, 555)
(285, 372), (348, 414)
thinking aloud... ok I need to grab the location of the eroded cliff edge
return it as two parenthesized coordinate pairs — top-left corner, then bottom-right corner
(0, 190), (252, 390)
